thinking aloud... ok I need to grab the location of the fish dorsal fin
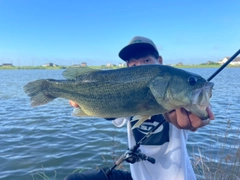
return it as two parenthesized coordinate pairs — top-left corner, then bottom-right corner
(62, 67), (99, 80)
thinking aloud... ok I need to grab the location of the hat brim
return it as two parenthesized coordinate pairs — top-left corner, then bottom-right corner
(119, 43), (158, 61)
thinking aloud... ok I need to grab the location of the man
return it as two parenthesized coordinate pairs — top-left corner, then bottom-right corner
(66, 36), (214, 180)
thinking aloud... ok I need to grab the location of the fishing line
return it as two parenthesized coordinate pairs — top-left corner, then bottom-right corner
(107, 49), (240, 174)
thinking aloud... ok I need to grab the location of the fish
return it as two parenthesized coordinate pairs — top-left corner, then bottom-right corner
(23, 64), (214, 128)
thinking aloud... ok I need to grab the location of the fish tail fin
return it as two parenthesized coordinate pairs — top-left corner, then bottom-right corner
(131, 115), (150, 129)
(24, 79), (56, 107)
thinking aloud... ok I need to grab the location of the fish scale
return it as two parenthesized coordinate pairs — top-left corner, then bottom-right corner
(24, 64), (214, 128)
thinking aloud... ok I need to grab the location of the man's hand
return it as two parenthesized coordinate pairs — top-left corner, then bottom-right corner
(163, 106), (214, 131)
(69, 100), (79, 108)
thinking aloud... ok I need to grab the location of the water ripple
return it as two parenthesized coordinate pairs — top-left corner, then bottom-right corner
(0, 69), (239, 179)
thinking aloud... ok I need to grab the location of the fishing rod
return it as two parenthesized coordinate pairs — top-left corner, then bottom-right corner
(106, 118), (166, 175)
(106, 49), (240, 175)
(207, 49), (240, 81)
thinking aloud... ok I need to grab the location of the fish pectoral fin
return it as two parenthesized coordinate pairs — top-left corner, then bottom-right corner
(131, 115), (151, 129)
(62, 67), (100, 80)
(71, 108), (89, 117)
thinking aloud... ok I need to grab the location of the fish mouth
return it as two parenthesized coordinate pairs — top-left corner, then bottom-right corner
(192, 82), (213, 105)
(185, 82), (214, 119)
(185, 104), (211, 120)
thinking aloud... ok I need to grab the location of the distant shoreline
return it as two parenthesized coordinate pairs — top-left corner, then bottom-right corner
(0, 64), (239, 70)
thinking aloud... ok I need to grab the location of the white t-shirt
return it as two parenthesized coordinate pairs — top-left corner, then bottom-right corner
(112, 115), (196, 180)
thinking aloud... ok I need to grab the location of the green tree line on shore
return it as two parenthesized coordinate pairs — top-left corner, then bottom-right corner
(0, 64), (240, 70)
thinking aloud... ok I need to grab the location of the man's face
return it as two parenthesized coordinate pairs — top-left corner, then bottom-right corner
(127, 55), (162, 67)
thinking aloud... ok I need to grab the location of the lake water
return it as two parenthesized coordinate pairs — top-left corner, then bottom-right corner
(0, 68), (239, 180)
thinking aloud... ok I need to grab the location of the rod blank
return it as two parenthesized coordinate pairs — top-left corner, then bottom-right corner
(207, 49), (240, 81)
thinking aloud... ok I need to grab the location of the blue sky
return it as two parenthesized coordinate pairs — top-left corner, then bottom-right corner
(0, 0), (239, 66)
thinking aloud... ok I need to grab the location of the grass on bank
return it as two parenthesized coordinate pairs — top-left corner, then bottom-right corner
(31, 118), (240, 180)
(1, 64), (240, 70)
(0, 66), (67, 70)
(191, 118), (240, 180)
(31, 171), (57, 180)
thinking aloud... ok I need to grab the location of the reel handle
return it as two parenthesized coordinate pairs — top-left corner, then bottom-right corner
(145, 156), (155, 164)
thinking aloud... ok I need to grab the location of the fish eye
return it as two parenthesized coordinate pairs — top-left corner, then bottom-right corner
(188, 76), (198, 85)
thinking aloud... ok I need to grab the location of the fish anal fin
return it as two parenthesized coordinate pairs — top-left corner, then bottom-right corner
(131, 115), (151, 129)
(72, 108), (89, 117)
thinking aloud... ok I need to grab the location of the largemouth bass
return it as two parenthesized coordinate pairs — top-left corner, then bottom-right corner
(24, 65), (214, 128)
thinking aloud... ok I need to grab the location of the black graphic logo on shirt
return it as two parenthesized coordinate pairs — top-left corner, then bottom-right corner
(130, 115), (169, 146)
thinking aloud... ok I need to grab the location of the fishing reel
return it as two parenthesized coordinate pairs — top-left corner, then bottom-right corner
(122, 148), (155, 164)
(106, 120), (167, 175)
(106, 147), (155, 175)
(106, 145), (155, 175)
